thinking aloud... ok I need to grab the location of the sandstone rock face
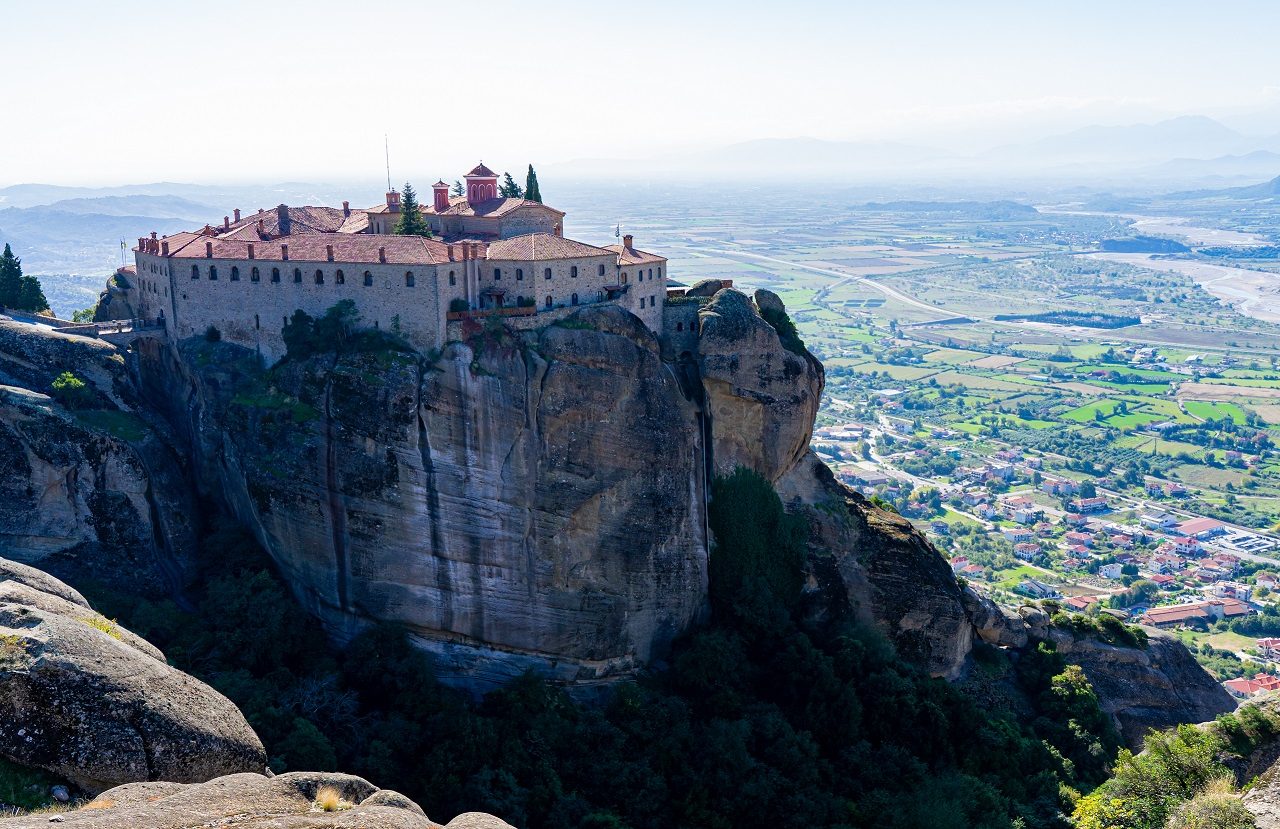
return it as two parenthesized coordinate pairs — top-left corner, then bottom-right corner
(141, 306), (709, 686)
(0, 771), (511, 828)
(1046, 627), (1235, 749)
(697, 289), (823, 484)
(0, 319), (197, 594)
(0, 557), (266, 792)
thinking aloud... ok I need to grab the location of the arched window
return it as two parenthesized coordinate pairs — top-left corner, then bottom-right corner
(544, 268), (552, 280)
(648, 268), (653, 279)
(191, 265), (199, 279)
(598, 264), (606, 276)
(494, 268), (501, 281)
(448, 271), (456, 286)
(293, 268), (302, 283)
(545, 295), (552, 308)
(405, 271), (415, 287)
(271, 267), (280, 283)
(658, 267), (663, 278)
(570, 265), (578, 278)
(516, 268), (523, 281)
(676, 322), (684, 332)
(230, 266), (240, 281)
(571, 292), (578, 306)
(335, 269), (345, 285)
(209, 266), (218, 280)
(314, 269), (324, 284)
(251, 267), (260, 282)
(363, 271), (373, 286)
(621, 272), (628, 284)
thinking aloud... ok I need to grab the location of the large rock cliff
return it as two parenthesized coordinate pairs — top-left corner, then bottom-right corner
(136, 306), (709, 686)
(0, 286), (1235, 739)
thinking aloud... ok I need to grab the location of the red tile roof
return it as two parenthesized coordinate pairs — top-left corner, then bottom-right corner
(486, 233), (612, 261)
(426, 196), (564, 219)
(466, 163), (498, 177)
(605, 243), (666, 266)
(165, 232), (451, 265)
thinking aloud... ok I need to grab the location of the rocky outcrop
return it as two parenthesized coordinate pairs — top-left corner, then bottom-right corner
(1047, 627), (1235, 748)
(0, 771), (515, 828)
(91, 271), (138, 324)
(779, 452), (976, 678)
(0, 557), (266, 792)
(697, 289), (823, 483)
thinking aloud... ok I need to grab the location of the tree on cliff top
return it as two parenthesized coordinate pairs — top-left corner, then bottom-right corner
(524, 165), (542, 203)
(498, 172), (523, 199)
(0, 243), (49, 313)
(392, 183), (432, 238)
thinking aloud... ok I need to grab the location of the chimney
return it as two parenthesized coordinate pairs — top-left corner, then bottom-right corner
(247, 243), (255, 259)
(137, 237), (146, 251)
(234, 208), (241, 222)
(161, 241), (169, 255)
(223, 216), (230, 230)
(378, 246), (386, 264)
(276, 204), (291, 235)
(326, 244), (334, 262)
(205, 241), (213, 258)
(257, 219), (266, 237)
(203, 224), (213, 235)
(461, 244), (469, 261)
(281, 244), (289, 261)
(342, 200), (350, 218)
(447, 244), (455, 261)
(623, 234), (634, 249)
(469, 243), (479, 260)
(150, 231), (158, 240)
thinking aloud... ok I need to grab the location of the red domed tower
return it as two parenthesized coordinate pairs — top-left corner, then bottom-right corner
(432, 180), (451, 212)
(464, 163), (498, 206)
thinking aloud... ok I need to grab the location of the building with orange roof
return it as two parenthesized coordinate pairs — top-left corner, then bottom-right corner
(128, 163), (674, 361)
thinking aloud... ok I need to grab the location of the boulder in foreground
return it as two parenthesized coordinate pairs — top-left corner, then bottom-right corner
(0, 557), (266, 792)
(0, 771), (515, 828)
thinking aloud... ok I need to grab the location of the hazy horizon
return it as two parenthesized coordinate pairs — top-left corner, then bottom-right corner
(6, 0), (1280, 187)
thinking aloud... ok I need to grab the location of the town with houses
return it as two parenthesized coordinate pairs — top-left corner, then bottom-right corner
(810, 333), (1280, 703)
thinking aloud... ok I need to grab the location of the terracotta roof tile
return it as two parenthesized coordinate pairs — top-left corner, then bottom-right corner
(166, 233), (451, 265)
(604, 244), (666, 265)
(486, 233), (612, 261)
(466, 163), (497, 177)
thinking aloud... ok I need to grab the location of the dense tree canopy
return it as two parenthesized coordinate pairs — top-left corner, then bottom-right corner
(0, 243), (49, 312)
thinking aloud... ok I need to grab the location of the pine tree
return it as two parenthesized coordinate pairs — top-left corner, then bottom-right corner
(0, 243), (21, 308)
(392, 183), (432, 237)
(498, 172), (524, 199)
(524, 165), (542, 203)
(451, 180), (465, 197)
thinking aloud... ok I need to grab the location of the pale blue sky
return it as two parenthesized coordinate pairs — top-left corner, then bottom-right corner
(4, 0), (1279, 184)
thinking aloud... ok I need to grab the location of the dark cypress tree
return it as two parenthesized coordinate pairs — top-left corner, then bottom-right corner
(16, 276), (49, 313)
(498, 172), (524, 199)
(392, 183), (432, 237)
(524, 165), (542, 203)
(451, 180), (465, 197)
(0, 243), (21, 308)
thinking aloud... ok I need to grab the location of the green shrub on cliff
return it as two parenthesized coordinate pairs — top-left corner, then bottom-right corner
(759, 305), (807, 357)
(50, 372), (92, 409)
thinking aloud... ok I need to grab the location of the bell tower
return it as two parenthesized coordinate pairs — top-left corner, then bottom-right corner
(432, 180), (451, 212)
(464, 163), (499, 206)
